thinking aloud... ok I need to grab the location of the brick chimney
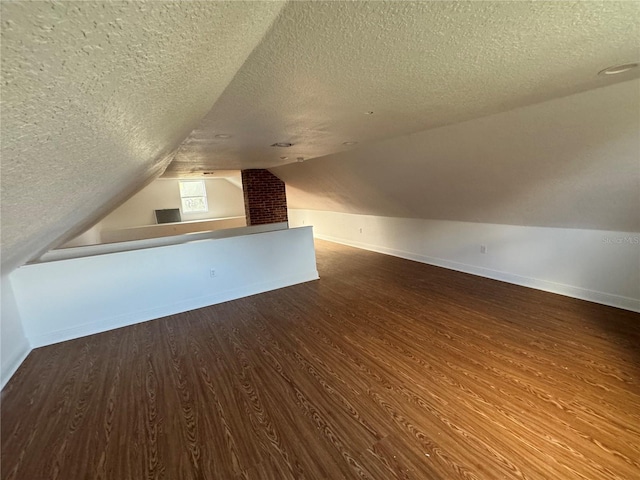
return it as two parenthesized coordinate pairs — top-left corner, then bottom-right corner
(241, 169), (288, 226)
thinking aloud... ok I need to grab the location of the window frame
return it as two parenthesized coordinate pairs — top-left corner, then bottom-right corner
(178, 180), (209, 214)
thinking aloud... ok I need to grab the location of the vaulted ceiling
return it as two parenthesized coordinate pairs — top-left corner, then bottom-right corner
(167, 0), (639, 174)
(1, 1), (286, 272)
(1, 1), (639, 273)
(273, 79), (640, 231)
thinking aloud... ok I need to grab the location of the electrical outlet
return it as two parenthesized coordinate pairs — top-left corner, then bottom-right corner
(480, 245), (487, 254)
(359, 228), (363, 234)
(210, 269), (216, 277)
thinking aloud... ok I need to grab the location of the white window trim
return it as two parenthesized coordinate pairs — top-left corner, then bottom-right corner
(178, 180), (209, 214)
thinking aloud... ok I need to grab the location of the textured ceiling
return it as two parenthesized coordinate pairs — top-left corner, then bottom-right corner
(1, 1), (285, 272)
(2, 0), (638, 273)
(168, 0), (640, 175)
(273, 79), (640, 232)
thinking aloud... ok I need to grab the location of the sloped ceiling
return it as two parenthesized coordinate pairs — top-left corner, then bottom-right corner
(0, 1), (285, 272)
(273, 79), (640, 232)
(1, 1), (638, 273)
(168, 0), (639, 174)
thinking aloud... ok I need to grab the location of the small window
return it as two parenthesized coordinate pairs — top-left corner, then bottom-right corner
(179, 180), (208, 213)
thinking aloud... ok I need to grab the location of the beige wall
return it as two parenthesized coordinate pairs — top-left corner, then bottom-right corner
(100, 177), (245, 230)
(59, 177), (246, 248)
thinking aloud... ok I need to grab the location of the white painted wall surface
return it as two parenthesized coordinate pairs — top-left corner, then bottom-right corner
(1, 274), (31, 389)
(11, 227), (318, 348)
(37, 223), (289, 265)
(290, 210), (639, 312)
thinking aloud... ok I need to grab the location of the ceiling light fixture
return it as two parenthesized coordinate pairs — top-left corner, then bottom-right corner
(280, 156), (288, 160)
(297, 157), (305, 162)
(215, 134), (232, 139)
(598, 63), (639, 76)
(271, 142), (293, 147)
(364, 111), (374, 115)
(343, 141), (358, 146)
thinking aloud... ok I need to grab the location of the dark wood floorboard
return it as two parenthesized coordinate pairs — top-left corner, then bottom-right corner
(2, 239), (640, 479)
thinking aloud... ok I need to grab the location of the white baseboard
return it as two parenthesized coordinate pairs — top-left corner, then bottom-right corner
(315, 233), (640, 313)
(1, 342), (32, 391)
(28, 270), (319, 348)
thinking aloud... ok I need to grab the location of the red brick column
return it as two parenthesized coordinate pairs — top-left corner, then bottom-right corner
(241, 169), (288, 226)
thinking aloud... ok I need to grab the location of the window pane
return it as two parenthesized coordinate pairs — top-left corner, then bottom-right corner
(181, 196), (208, 213)
(179, 180), (205, 197)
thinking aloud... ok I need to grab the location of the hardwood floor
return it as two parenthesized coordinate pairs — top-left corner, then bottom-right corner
(2, 239), (640, 479)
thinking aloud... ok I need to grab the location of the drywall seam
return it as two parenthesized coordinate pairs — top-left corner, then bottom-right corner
(314, 233), (639, 313)
(27, 270), (318, 348)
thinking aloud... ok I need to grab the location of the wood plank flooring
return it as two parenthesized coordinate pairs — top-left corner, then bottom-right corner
(2, 239), (640, 479)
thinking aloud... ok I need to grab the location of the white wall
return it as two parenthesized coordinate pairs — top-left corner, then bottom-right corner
(1, 274), (31, 389)
(11, 227), (318, 348)
(290, 210), (640, 312)
(101, 177), (245, 230)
